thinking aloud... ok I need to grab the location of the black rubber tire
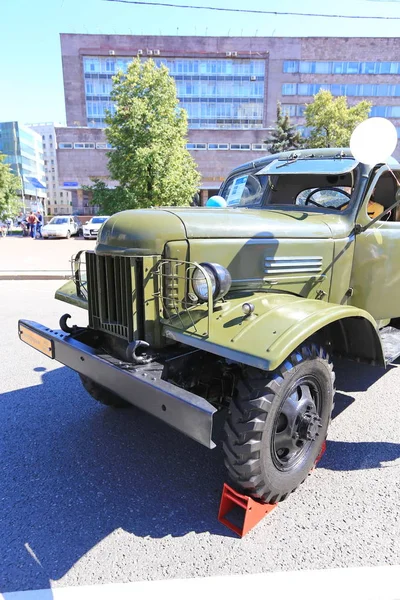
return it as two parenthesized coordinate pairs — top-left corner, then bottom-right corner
(223, 345), (335, 504)
(79, 374), (130, 408)
(66, 230), (71, 239)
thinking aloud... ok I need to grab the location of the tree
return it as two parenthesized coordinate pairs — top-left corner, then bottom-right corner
(304, 90), (372, 148)
(83, 179), (137, 215)
(94, 57), (200, 211)
(265, 102), (304, 154)
(0, 154), (21, 221)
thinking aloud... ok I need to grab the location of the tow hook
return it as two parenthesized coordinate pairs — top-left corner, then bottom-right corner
(59, 313), (85, 335)
(126, 340), (152, 365)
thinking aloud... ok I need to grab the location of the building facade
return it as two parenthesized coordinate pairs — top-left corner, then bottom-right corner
(58, 34), (400, 212)
(0, 121), (47, 211)
(27, 122), (72, 215)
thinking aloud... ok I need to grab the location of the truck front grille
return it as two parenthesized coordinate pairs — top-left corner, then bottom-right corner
(86, 252), (138, 341)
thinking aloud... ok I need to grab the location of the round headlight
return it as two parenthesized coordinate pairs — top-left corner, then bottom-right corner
(192, 262), (232, 302)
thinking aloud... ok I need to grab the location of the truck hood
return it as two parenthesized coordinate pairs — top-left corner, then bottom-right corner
(96, 207), (339, 256)
(96, 209), (187, 255)
(166, 207), (334, 239)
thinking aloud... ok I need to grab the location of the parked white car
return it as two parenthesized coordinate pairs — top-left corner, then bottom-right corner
(42, 216), (81, 239)
(82, 216), (110, 239)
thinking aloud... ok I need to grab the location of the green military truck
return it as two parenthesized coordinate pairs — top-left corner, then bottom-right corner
(19, 148), (400, 504)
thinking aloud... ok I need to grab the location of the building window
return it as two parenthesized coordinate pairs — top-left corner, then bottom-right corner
(283, 61), (298, 73)
(54, 200), (57, 204)
(252, 143), (269, 151)
(186, 143), (207, 150)
(84, 55), (265, 130)
(283, 60), (400, 76)
(208, 143), (229, 150)
(74, 142), (95, 149)
(49, 134), (52, 140)
(96, 142), (113, 149)
(282, 83), (297, 96)
(53, 184), (56, 189)
(230, 144), (251, 150)
(60, 192), (63, 197)
(44, 160), (48, 165)
(43, 143), (46, 148)
(58, 143), (73, 149)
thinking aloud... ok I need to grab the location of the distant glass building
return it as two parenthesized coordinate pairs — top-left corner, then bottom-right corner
(0, 121), (47, 208)
(83, 56), (265, 129)
(27, 122), (72, 216)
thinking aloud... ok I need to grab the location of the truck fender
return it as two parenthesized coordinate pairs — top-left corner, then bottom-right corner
(163, 293), (384, 371)
(55, 279), (88, 311)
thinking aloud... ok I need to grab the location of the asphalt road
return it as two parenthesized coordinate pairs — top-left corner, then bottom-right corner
(1, 281), (400, 593)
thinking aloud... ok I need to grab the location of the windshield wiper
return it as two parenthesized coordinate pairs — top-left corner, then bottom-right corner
(276, 153), (299, 168)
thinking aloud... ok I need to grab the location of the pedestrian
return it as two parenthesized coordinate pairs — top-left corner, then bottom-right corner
(36, 210), (43, 239)
(5, 217), (13, 235)
(27, 212), (38, 239)
(0, 220), (6, 238)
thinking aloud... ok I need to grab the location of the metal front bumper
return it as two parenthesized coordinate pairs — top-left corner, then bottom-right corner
(18, 319), (217, 448)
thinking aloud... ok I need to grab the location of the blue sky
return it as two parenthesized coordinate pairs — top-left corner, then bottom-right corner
(1, 0), (400, 125)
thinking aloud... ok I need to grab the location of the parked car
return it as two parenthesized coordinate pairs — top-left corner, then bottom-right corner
(82, 216), (110, 239)
(42, 216), (81, 239)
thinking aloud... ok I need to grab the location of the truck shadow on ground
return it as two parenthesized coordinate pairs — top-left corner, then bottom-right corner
(1, 359), (400, 593)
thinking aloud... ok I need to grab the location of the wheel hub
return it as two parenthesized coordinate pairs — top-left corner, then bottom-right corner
(296, 411), (322, 442)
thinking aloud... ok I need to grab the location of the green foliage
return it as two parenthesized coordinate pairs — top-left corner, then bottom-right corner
(102, 57), (200, 209)
(265, 103), (304, 154)
(82, 179), (140, 214)
(0, 153), (22, 220)
(304, 90), (372, 148)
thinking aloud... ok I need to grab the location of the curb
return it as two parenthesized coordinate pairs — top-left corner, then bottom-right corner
(0, 272), (71, 281)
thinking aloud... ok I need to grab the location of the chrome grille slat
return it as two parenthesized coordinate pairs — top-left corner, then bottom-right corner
(264, 256), (322, 276)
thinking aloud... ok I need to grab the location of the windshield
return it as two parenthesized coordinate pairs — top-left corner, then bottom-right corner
(90, 217), (108, 224)
(220, 159), (358, 211)
(48, 218), (69, 225)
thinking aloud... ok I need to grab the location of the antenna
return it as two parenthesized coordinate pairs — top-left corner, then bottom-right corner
(227, 28), (231, 36)
(255, 29), (258, 36)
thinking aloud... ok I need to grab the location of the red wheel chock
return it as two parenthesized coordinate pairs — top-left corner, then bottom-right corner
(218, 483), (277, 537)
(218, 440), (327, 537)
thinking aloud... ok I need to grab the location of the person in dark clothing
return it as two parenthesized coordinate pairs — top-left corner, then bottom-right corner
(36, 211), (43, 238)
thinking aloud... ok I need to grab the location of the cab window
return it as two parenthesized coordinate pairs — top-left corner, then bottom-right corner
(221, 173), (268, 207)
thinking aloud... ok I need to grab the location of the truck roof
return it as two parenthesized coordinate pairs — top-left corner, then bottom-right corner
(228, 147), (399, 177)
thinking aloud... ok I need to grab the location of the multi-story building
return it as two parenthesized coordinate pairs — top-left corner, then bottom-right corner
(27, 122), (72, 215)
(58, 34), (400, 212)
(0, 121), (47, 211)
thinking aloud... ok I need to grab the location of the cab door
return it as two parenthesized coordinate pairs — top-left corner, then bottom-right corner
(350, 168), (400, 321)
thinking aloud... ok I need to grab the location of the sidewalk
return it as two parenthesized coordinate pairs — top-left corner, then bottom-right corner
(0, 237), (96, 280)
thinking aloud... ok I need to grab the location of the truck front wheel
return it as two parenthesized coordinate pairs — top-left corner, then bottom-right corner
(223, 345), (335, 504)
(79, 374), (130, 408)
